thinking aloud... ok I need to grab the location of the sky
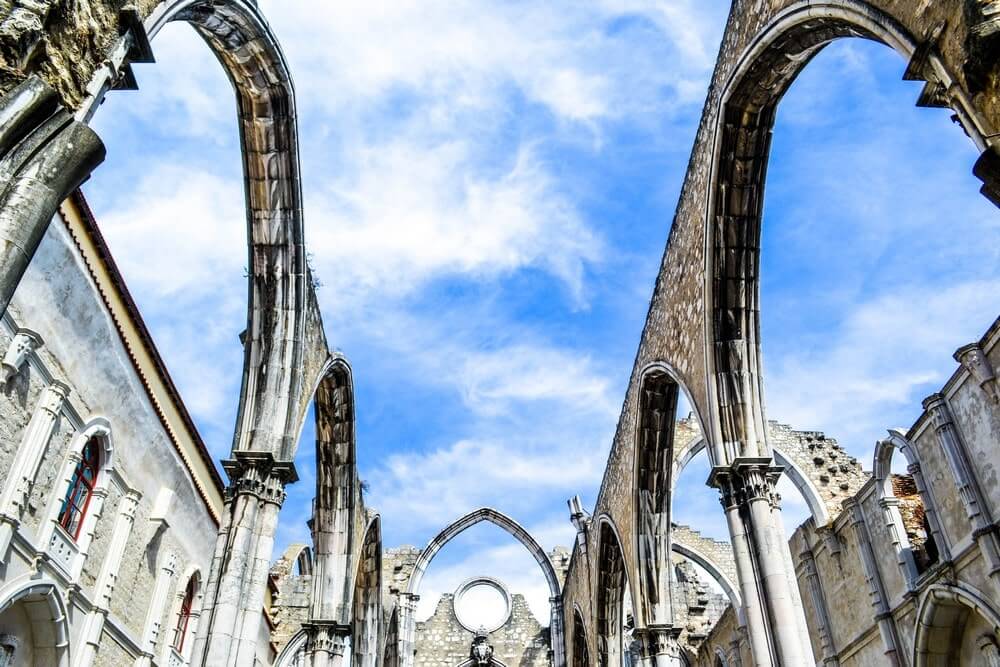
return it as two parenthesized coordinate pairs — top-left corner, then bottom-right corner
(81, 1), (999, 624)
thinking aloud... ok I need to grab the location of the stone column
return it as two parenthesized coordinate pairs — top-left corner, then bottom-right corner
(923, 393), (1000, 588)
(769, 494), (815, 663)
(798, 546), (838, 666)
(635, 625), (681, 667)
(716, 474), (773, 667)
(714, 460), (809, 666)
(0, 380), (68, 556)
(75, 490), (139, 667)
(845, 501), (902, 666)
(136, 550), (179, 667)
(190, 452), (292, 667)
(0, 77), (105, 318)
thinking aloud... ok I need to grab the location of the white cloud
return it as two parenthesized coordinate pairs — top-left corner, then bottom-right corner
(307, 142), (602, 305)
(763, 280), (1000, 457)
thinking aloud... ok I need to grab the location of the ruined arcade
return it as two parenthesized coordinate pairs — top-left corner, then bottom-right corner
(0, 0), (998, 666)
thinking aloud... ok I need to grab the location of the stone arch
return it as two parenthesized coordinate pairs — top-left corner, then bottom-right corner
(633, 362), (707, 629)
(671, 435), (830, 528)
(571, 604), (590, 667)
(913, 582), (1000, 667)
(0, 578), (70, 667)
(595, 516), (631, 667)
(163, 566), (204, 663)
(382, 605), (400, 667)
(403, 507), (564, 667)
(669, 541), (741, 615)
(703, 0), (987, 463)
(351, 516), (382, 667)
(713, 647), (729, 667)
(139, 0), (323, 461)
(273, 629), (307, 667)
(873, 430), (947, 585)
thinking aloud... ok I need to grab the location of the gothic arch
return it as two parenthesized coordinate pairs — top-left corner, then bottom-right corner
(873, 430), (948, 585)
(671, 435), (830, 527)
(404, 507), (564, 667)
(703, 0), (987, 463)
(633, 362), (706, 628)
(139, 0), (323, 461)
(273, 629), (307, 667)
(595, 515), (631, 667)
(0, 578), (70, 667)
(913, 582), (1000, 667)
(351, 516), (382, 667)
(407, 507), (560, 597)
(571, 604), (591, 667)
(670, 541), (741, 614)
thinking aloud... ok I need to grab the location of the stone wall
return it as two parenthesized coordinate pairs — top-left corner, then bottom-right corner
(414, 592), (549, 667)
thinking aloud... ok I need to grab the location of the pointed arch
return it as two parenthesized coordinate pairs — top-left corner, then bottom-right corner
(913, 582), (1000, 667)
(406, 507), (560, 598)
(571, 604), (591, 667)
(0, 578), (70, 667)
(404, 507), (564, 667)
(670, 541), (741, 614)
(595, 515), (631, 667)
(351, 516), (382, 667)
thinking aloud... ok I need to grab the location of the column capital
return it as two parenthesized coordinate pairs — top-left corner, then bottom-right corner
(304, 622), (351, 658)
(710, 458), (783, 509)
(221, 451), (297, 507)
(633, 624), (681, 661)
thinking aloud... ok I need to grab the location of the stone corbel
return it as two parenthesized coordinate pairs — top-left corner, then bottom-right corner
(954, 342), (999, 403)
(0, 327), (41, 383)
(903, 22), (950, 109)
(148, 487), (174, 539)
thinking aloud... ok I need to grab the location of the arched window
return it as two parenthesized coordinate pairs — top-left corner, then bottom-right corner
(57, 437), (100, 539)
(173, 576), (198, 652)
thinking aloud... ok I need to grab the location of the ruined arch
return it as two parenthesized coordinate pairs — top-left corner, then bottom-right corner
(633, 362), (706, 629)
(571, 605), (591, 667)
(352, 517), (382, 667)
(672, 436), (830, 528)
(403, 507), (564, 667)
(273, 629), (307, 667)
(595, 516), (631, 667)
(913, 582), (1000, 667)
(0, 578), (70, 667)
(873, 430), (948, 585)
(669, 541), (741, 614)
(382, 606), (400, 667)
(703, 0), (986, 463)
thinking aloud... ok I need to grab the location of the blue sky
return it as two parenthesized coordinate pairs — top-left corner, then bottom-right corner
(83, 2), (999, 622)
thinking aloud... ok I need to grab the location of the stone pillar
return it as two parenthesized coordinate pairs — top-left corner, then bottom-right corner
(635, 625), (681, 667)
(769, 495), (815, 663)
(75, 490), (140, 667)
(798, 546), (839, 666)
(0, 380), (68, 556)
(713, 460), (809, 666)
(136, 550), (179, 667)
(845, 501), (902, 666)
(717, 475), (773, 667)
(304, 623), (349, 667)
(190, 452), (292, 667)
(0, 77), (105, 318)
(922, 393), (1000, 588)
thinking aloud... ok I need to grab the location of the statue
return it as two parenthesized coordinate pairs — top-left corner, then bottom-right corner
(469, 628), (495, 666)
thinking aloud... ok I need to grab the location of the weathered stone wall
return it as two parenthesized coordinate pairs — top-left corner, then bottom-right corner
(697, 316), (1000, 665)
(414, 592), (549, 667)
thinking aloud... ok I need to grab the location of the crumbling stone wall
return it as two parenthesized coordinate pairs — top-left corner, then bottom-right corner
(414, 592), (549, 667)
(670, 560), (729, 655)
(268, 547), (314, 655)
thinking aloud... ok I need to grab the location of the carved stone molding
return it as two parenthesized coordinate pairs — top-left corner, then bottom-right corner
(221, 451), (297, 508)
(954, 342), (999, 403)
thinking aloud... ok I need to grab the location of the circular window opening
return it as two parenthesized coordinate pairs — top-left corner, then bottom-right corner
(453, 577), (511, 633)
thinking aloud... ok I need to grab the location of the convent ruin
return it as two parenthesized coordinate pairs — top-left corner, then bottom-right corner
(0, 0), (998, 666)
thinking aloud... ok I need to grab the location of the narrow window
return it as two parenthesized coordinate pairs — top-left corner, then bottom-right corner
(174, 577), (197, 652)
(57, 437), (100, 539)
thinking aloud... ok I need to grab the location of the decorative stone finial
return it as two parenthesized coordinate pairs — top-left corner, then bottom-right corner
(0, 328), (42, 383)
